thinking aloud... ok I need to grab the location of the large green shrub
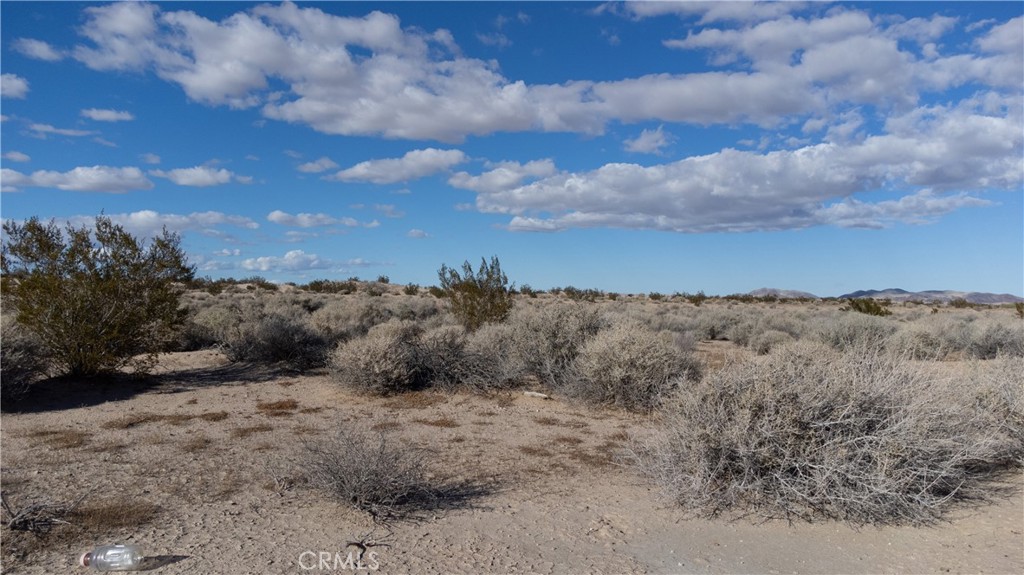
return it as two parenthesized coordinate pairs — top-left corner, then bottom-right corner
(438, 256), (514, 331)
(1, 216), (193, 376)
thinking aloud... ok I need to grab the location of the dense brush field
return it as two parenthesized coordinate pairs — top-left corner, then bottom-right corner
(3, 281), (1022, 539)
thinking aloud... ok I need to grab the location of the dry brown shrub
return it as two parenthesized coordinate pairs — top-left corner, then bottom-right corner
(330, 320), (425, 395)
(572, 320), (702, 412)
(629, 341), (1024, 525)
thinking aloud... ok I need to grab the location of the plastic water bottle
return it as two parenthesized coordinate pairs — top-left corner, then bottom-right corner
(78, 544), (143, 571)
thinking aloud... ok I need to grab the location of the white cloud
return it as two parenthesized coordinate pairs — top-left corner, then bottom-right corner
(13, 38), (65, 61)
(818, 190), (990, 229)
(149, 166), (243, 187)
(469, 98), (1019, 233)
(81, 108), (135, 122)
(331, 148), (467, 184)
(2, 151), (31, 162)
(1, 166), (153, 193)
(266, 210), (359, 227)
(140, 153), (161, 164)
(40, 3), (1024, 145)
(29, 123), (96, 138)
(977, 16), (1023, 53)
(214, 248), (242, 256)
(0, 74), (29, 99)
(42, 211), (257, 243)
(241, 249), (332, 272)
(296, 156), (339, 173)
(448, 159), (556, 193)
(622, 1), (811, 24)
(93, 137), (118, 148)
(623, 125), (674, 154)
(407, 229), (429, 238)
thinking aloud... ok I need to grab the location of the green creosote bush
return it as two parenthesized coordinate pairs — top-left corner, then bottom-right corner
(1, 216), (194, 377)
(628, 341), (1023, 526)
(571, 321), (702, 412)
(303, 279), (358, 294)
(438, 256), (514, 331)
(845, 297), (892, 316)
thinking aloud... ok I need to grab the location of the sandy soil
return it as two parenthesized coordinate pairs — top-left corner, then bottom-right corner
(1, 349), (1021, 574)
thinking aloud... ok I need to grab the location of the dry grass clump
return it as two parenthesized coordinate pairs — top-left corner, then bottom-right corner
(257, 399), (300, 416)
(572, 320), (702, 412)
(230, 424), (274, 439)
(26, 429), (91, 450)
(101, 411), (229, 429)
(413, 417), (460, 428)
(70, 499), (161, 531)
(303, 426), (439, 522)
(630, 341), (1023, 525)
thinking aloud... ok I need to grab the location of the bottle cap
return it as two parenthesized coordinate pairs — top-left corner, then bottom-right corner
(79, 552), (92, 567)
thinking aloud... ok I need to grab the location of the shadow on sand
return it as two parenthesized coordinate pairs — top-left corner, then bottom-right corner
(6, 362), (298, 414)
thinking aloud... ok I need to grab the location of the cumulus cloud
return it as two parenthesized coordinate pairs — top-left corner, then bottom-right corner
(620, 1), (811, 24)
(149, 166), (245, 187)
(0, 74), (29, 99)
(296, 156), (339, 173)
(266, 210), (359, 227)
(331, 148), (467, 184)
(623, 125), (673, 154)
(448, 159), (556, 193)
(241, 249), (332, 272)
(81, 108), (135, 122)
(46, 3), (1020, 143)
(1, 166), (153, 193)
(468, 98), (1019, 233)
(2, 151), (30, 162)
(407, 229), (429, 238)
(140, 153), (161, 164)
(13, 38), (65, 61)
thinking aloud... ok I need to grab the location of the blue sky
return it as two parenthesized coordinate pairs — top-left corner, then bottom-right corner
(1, 1), (1021, 297)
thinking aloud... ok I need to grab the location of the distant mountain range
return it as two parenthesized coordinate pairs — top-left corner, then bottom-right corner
(746, 287), (1023, 304)
(837, 289), (1024, 305)
(747, 288), (819, 300)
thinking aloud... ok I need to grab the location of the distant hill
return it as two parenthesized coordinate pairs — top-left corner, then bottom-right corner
(838, 288), (1024, 305)
(748, 288), (819, 299)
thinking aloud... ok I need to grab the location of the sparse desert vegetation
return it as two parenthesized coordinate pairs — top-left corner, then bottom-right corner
(2, 257), (1022, 572)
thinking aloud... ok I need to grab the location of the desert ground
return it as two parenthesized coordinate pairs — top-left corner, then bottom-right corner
(2, 286), (1024, 572)
(2, 328), (1021, 574)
